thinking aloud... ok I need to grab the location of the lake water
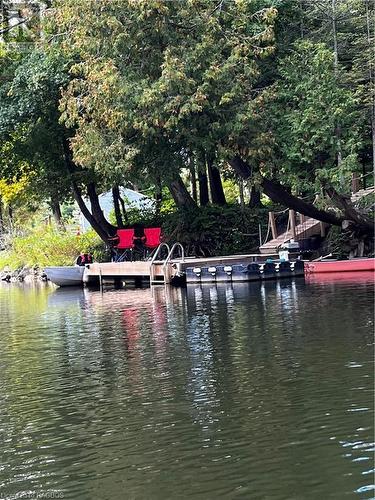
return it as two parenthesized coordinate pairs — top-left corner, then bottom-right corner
(0, 277), (373, 500)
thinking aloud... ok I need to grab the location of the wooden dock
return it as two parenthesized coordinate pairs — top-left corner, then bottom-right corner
(260, 186), (375, 254)
(83, 252), (303, 286)
(84, 261), (166, 284)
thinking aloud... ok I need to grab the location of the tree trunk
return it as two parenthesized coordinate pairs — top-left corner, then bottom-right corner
(118, 195), (129, 224)
(112, 185), (124, 228)
(229, 156), (343, 226)
(50, 198), (65, 229)
(62, 137), (113, 242)
(189, 164), (198, 203)
(325, 187), (374, 233)
(71, 181), (110, 242)
(198, 170), (209, 206)
(87, 183), (117, 236)
(207, 160), (226, 205)
(238, 179), (245, 211)
(249, 185), (262, 208)
(155, 177), (163, 215)
(168, 175), (197, 209)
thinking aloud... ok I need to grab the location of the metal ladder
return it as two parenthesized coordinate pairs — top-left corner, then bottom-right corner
(163, 243), (185, 284)
(149, 242), (185, 285)
(149, 243), (170, 285)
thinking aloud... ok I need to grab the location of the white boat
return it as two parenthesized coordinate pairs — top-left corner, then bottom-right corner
(44, 266), (85, 287)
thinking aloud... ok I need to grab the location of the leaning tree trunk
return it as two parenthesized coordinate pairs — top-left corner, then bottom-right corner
(229, 156), (343, 226)
(168, 175), (197, 209)
(71, 181), (110, 242)
(238, 179), (245, 211)
(325, 187), (374, 233)
(118, 195), (129, 224)
(112, 185), (124, 228)
(62, 137), (114, 242)
(86, 183), (117, 236)
(207, 160), (226, 205)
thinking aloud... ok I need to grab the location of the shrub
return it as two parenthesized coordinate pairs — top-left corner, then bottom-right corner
(0, 227), (106, 270)
(162, 205), (269, 256)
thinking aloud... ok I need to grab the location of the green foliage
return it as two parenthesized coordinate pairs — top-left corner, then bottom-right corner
(56, 0), (278, 180)
(0, 48), (73, 204)
(0, 0), (373, 246)
(222, 179), (240, 204)
(109, 194), (176, 228)
(110, 199), (268, 257)
(325, 225), (374, 259)
(270, 41), (363, 192)
(162, 205), (268, 257)
(0, 227), (106, 270)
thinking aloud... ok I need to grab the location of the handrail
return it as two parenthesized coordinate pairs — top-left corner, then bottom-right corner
(148, 242), (170, 263)
(162, 242), (185, 284)
(149, 242), (170, 284)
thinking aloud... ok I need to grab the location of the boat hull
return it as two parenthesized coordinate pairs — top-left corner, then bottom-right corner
(305, 258), (375, 274)
(45, 266), (85, 287)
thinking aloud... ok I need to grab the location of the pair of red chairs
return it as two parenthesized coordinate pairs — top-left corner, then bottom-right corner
(111, 227), (162, 262)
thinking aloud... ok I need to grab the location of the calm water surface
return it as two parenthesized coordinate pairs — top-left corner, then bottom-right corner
(0, 277), (373, 500)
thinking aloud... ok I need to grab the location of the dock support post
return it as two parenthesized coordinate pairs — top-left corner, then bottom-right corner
(320, 222), (326, 237)
(289, 210), (296, 239)
(269, 212), (277, 240)
(99, 269), (103, 291)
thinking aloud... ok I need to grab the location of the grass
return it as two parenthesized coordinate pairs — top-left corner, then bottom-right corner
(0, 226), (106, 271)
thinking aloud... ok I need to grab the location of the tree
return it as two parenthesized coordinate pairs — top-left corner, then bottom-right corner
(54, 0), (372, 232)
(0, 47), (119, 241)
(1, 0), (372, 244)
(270, 41), (363, 192)
(54, 0), (278, 205)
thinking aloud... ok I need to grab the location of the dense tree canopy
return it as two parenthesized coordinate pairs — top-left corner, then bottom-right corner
(0, 0), (373, 243)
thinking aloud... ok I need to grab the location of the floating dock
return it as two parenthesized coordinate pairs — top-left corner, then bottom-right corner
(83, 252), (303, 286)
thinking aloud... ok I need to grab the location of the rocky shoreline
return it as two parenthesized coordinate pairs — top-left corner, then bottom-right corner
(1, 267), (47, 283)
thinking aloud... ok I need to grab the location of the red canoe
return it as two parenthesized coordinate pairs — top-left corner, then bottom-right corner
(305, 271), (374, 284)
(305, 258), (375, 274)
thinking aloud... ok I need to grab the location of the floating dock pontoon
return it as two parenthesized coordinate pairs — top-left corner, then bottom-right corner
(83, 243), (303, 287)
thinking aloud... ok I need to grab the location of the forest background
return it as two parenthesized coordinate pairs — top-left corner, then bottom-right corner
(0, 0), (373, 268)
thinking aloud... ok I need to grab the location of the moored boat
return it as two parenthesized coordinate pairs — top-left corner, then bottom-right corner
(305, 258), (375, 274)
(305, 271), (374, 284)
(44, 266), (85, 287)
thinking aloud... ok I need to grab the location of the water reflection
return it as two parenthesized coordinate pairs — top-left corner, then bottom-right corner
(0, 278), (373, 499)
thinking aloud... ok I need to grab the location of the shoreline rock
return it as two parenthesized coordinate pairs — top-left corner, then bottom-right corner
(1, 266), (47, 283)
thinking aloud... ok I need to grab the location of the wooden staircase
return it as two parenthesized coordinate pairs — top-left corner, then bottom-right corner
(259, 186), (374, 254)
